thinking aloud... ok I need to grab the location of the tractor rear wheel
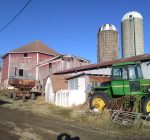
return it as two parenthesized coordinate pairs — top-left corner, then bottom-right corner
(142, 95), (150, 120)
(89, 92), (110, 112)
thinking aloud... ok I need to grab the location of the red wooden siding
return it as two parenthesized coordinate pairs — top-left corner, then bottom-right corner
(38, 56), (90, 80)
(38, 64), (50, 80)
(1, 55), (9, 82)
(9, 53), (37, 79)
(38, 53), (54, 63)
(1, 50), (90, 90)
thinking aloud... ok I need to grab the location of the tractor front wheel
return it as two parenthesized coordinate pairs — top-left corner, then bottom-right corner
(142, 95), (150, 120)
(89, 92), (110, 112)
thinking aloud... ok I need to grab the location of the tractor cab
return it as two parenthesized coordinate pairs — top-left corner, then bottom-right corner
(111, 62), (143, 96)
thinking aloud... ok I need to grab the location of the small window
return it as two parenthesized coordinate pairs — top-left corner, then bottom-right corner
(19, 69), (23, 76)
(112, 68), (122, 80)
(128, 65), (143, 80)
(49, 63), (52, 69)
(122, 67), (128, 80)
(24, 53), (28, 57)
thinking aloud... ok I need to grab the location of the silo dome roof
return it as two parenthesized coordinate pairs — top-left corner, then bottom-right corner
(100, 24), (117, 31)
(122, 11), (143, 21)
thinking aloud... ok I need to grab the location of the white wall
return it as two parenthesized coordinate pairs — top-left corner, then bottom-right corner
(68, 76), (89, 92)
(55, 90), (86, 107)
(45, 77), (87, 107)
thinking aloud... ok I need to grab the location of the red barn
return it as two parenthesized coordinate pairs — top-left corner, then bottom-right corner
(1, 40), (59, 87)
(1, 40), (90, 90)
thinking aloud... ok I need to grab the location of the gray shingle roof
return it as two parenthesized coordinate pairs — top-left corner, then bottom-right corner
(10, 40), (59, 56)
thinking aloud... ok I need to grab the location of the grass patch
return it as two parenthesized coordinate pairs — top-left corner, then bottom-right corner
(1, 90), (150, 138)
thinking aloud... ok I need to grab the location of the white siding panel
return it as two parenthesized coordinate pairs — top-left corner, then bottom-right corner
(55, 90), (86, 107)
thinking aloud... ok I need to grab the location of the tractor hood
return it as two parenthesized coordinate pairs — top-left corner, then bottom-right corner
(92, 81), (111, 92)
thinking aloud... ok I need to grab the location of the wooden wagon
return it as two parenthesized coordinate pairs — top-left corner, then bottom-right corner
(8, 78), (37, 101)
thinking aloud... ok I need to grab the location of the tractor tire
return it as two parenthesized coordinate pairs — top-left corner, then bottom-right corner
(89, 91), (111, 112)
(141, 95), (150, 120)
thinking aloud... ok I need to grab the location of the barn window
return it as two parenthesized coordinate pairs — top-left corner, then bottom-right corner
(49, 63), (52, 69)
(19, 69), (23, 76)
(24, 53), (28, 57)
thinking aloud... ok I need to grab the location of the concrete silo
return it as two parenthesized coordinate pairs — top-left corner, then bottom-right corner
(97, 24), (119, 63)
(121, 11), (144, 58)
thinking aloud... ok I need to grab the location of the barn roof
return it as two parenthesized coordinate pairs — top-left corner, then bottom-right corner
(66, 73), (109, 80)
(37, 54), (90, 67)
(4, 40), (59, 57)
(54, 54), (150, 74)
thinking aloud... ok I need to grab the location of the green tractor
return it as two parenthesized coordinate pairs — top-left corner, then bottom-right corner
(89, 61), (150, 116)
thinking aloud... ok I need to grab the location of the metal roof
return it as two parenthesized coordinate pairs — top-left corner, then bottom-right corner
(122, 11), (143, 21)
(66, 73), (109, 80)
(100, 24), (117, 31)
(54, 54), (150, 75)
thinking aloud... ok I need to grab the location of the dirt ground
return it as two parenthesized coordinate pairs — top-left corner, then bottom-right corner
(1, 92), (150, 140)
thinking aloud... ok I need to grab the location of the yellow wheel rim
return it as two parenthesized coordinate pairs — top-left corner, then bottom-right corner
(146, 101), (150, 116)
(92, 97), (105, 111)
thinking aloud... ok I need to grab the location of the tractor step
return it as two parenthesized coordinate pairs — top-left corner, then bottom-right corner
(110, 110), (142, 127)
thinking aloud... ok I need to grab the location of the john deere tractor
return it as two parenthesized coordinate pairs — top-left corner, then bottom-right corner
(89, 61), (150, 116)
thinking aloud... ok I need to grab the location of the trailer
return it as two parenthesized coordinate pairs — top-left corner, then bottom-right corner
(7, 78), (39, 101)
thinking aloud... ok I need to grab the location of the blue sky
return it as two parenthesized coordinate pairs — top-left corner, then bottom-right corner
(0, 0), (149, 63)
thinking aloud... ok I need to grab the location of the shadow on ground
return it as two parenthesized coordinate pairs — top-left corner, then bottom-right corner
(0, 100), (11, 105)
(57, 133), (80, 140)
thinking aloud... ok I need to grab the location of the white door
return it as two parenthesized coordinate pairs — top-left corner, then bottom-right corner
(78, 77), (85, 91)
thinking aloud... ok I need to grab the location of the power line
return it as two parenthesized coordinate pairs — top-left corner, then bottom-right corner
(0, 0), (32, 32)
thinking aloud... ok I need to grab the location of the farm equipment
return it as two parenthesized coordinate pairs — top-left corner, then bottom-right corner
(89, 61), (150, 123)
(7, 78), (38, 101)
